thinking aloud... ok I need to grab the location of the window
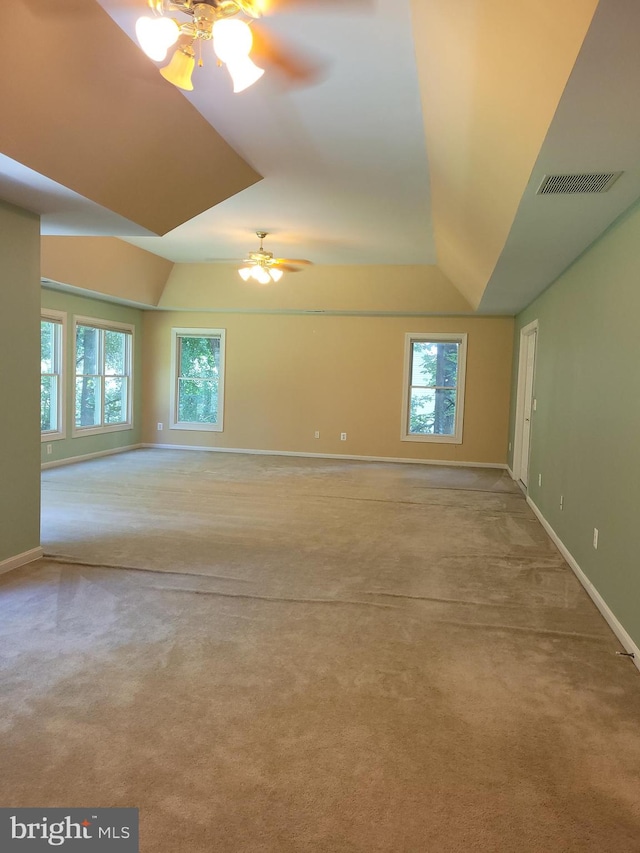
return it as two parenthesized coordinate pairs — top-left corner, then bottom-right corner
(402, 333), (467, 444)
(41, 310), (65, 439)
(171, 329), (225, 431)
(73, 317), (134, 435)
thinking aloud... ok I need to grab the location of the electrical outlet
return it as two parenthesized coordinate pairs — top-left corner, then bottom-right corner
(46, 444), (52, 455)
(340, 432), (347, 441)
(538, 473), (542, 487)
(560, 495), (564, 511)
(314, 430), (320, 439)
(157, 423), (163, 431)
(593, 528), (599, 549)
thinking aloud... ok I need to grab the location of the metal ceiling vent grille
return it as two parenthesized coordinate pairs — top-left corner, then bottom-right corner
(537, 172), (622, 195)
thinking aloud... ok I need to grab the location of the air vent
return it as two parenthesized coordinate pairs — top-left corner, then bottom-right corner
(537, 172), (622, 195)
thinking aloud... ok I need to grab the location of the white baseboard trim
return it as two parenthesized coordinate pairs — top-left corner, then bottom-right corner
(527, 495), (640, 675)
(0, 546), (43, 576)
(141, 443), (508, 470)
(41, 443), (144, 470)
(507, 465), (515, 479)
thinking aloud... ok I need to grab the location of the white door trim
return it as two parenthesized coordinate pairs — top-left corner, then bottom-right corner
(512, 319), (538, 488)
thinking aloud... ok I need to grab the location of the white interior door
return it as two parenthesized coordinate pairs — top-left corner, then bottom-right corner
(518, 329), (537, 487)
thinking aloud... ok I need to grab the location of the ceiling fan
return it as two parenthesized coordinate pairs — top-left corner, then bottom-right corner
(135, 0), (331, 92)
(238, 231), (312, 283)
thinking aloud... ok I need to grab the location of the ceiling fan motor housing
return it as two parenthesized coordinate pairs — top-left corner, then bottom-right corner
(240, 231), (311, 272)
(248, 251), (274, 264)
(171, 0), (261, 18)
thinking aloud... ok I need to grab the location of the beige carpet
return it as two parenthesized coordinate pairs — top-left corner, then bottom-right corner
(1, 449), (639, 851)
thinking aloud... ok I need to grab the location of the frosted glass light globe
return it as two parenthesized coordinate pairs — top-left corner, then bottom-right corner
(213, 19), (253, 63)
(136, 16), (179, 62)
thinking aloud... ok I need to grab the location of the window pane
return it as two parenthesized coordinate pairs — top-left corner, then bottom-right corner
(76, 326), (100, 375)
(409, 388), (436, 434)
(411, 341), (458, 387)
(41, 376), (57, 432)
(180, 336), (219, 379)
(411, 342), (436, 386)
(433, 388), (457, 435)
(105, 330), (127, 375)
(439, 343), (459, 387)
(41, 321), (54, 373)
(409, 388), (457, 436)
(105, 377), (127, 424)
(178, 378), (218, 424)
(75, 377), (101, 427)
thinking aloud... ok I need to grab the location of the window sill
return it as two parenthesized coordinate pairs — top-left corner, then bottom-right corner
(170, 423), (223, 432)
(72, 423), (133, 438)
(402, 434), (463, 445)
(41, 432), (65, 442)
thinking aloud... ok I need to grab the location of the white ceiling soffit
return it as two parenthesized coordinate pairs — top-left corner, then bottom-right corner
(479, 0), (640, 315)
(98, 0), (435, 266)
(410, 0), (604, 312)
(0, 154), (155, 237)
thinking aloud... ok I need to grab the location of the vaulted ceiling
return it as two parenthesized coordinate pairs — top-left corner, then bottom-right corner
(2, 0), (640, 313)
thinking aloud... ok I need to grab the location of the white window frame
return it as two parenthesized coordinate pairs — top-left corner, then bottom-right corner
(41, 309), (66, 441)
(72, 316), (134, 437)
(170, 328), (226, 432)
(401, 332), (468, 444)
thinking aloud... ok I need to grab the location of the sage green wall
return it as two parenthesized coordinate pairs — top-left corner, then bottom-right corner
(0, 201), (41, 563)
(509, 200), (640, 650)
(40, 288), (144, 465)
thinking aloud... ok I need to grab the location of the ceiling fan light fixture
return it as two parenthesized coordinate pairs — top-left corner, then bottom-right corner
(237, 231), (310, 284)
(160, 44), (196, 91)
(135, 15), (179, 61)
(137, 0), (316, 94)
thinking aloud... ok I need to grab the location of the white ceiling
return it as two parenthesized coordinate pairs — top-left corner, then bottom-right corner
(96, 0), (436, 266)
(4, 0), (640, 313)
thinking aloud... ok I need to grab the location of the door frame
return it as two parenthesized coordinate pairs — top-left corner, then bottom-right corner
(512, 319), (538, 488)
